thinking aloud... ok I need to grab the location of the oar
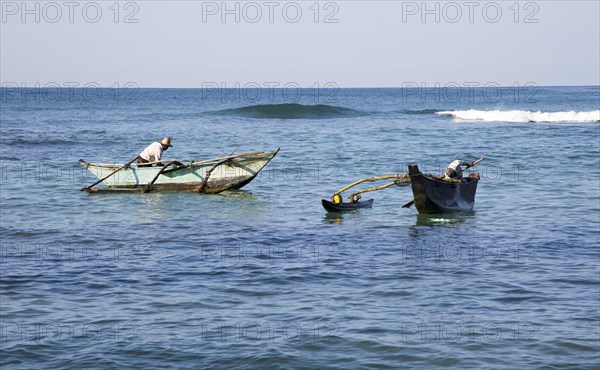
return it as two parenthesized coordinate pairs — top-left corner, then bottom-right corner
(402, 157), (485, 208)
(402, 200), (415, 208)
(82, 155), (139, 191)
(142, 162), (175, 193)
(467, 157), (485, 168)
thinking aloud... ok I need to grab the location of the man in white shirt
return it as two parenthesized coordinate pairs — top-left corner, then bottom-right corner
(444, 159), (468, 180)
(138, 137), (172, 167)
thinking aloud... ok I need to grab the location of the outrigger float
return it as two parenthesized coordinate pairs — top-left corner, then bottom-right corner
(322, 158), (484, 214)
(80, 149), (279, 193)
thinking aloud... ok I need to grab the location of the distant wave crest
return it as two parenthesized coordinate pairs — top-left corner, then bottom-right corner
(211, 103), (362, 119)
(5, 138), (78, 146)
(402, 109), (442, 115)
(436, 110), (600, 123)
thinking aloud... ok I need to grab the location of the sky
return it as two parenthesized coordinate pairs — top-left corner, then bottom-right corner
(1, 0), (599, 88)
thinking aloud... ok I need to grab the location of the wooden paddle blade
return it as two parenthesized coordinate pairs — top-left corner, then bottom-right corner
(402, 200), (414, 208)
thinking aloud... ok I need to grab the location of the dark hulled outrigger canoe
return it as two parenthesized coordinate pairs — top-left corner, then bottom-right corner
(408, 164), (480, 214)
(321, 158), (483, 214)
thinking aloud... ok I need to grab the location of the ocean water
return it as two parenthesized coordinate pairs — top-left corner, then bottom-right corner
(1, 86), (599, 369)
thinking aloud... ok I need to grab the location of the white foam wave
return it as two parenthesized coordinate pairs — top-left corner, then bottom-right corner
(436, 110), (600, 123)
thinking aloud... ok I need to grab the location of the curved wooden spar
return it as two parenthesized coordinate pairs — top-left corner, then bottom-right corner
(348, 178), (410, 200)
(322, 173), (410, 212)
(332, 174), (410, 197)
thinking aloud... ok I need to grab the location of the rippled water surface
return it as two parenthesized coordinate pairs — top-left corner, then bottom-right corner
(1, 87), (599, 369)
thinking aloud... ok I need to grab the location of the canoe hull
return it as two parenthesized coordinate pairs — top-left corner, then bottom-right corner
(321, 198), (374, 212)
(408, 164), (479, 214)
(81, 150), (278, 193)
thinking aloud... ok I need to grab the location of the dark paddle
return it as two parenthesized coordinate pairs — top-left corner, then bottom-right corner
(82, 155), (139, 191)
(142, 162), (176, 193)
(402, 157), (484, 208)
(402, 200), (415, 208)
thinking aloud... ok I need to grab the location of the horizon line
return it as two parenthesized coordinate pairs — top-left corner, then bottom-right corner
(1, 84), (599, 89)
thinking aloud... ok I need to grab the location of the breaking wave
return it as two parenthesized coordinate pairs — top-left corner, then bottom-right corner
(211, 103), (363, 119)
(436, 109), (600, 123)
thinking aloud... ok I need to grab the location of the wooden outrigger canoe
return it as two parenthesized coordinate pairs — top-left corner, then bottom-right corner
(80, 149), (279, 193)
(322, 158), (483, 214)
(408, 164), (480, 214)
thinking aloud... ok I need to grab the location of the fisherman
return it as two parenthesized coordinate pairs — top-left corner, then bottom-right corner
(444, 159), (469, 180)
(138, 137), (173, 167)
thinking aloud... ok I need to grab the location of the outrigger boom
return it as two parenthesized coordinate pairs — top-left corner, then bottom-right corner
(321, 173), (411, 212)
(332, 174), (410, 202)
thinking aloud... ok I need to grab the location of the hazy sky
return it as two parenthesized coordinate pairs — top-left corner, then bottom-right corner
(1, 1), (599, 87)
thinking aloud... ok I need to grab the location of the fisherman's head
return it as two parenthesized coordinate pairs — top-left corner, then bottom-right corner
(159, 137), (172, 150)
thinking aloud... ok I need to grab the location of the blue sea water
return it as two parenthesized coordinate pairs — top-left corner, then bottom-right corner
(1, 86), (599, 369)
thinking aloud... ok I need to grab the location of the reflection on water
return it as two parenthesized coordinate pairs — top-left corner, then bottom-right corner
(137, 192), (170, 219)
(84, 190), (269, 224)
(414, 212), (474, 227)
(322, 211), (346, 225)
(215, 189), (257, 201)
(321, 208), (367, 225)
(138, 192), (169, 205)
(213, 190), (270, 221)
